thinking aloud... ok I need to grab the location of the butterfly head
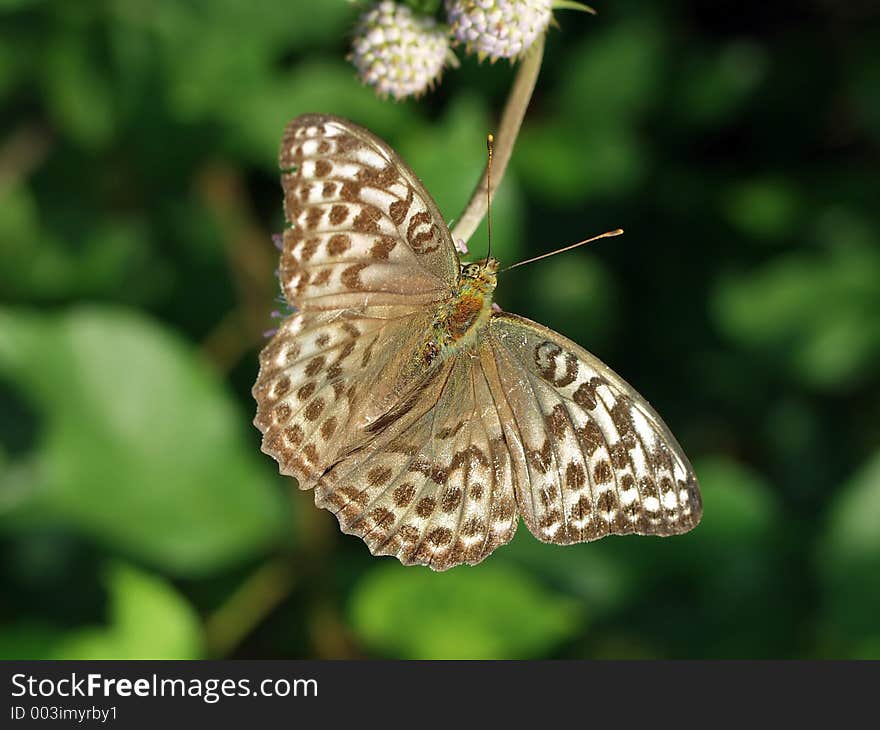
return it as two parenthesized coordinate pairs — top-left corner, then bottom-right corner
(460, 257), (499, 288)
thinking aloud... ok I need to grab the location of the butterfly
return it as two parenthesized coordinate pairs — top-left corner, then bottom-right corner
(253, 114), (702, 571)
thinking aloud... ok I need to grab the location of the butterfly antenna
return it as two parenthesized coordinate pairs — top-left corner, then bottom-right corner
(500, 229), (625, 272)
(485, 133), (494, 265)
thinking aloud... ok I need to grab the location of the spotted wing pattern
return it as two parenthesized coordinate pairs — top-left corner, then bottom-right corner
(485, 313), (702, 544)
(313, 344), (518, 570)
(254, 114), (459, 488)
(254, 306), (434, 486)
(278, 113), (458, 311)
(255, 113), (702, 571)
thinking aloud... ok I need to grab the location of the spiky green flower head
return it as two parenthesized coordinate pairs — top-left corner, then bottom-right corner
(350, 1), (453, 100)
(445, 0), (553, 61)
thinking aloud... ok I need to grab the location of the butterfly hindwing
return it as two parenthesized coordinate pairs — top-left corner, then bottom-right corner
(485, 313), (702, 544)
(254, 307), (433, 486)
(314, 349), (518, 570)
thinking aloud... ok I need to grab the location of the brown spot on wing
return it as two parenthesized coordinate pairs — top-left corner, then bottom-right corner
(340, 181), (361, 200)
(428, 527), (452, 546)
(284, 424), (303, 446)
(573, 377), (605, 410)
(367, 466), (393, 487)
(527, 441), (553, 472)
(300, 236), (320, 262)
(369, 236), (397, 260)
(341, 264), (368, 290)
(415, 496), (436, 517)
(609, 442), (629, 469)
(611, 398), (634, 436)
(573, 495), (592, 519)
(393, 483), (416, 507)
(314, 159), (332, 177)
(312, 269), (331, 286)
(565, 462), (586, 490)
(357, 163), (396, 188)
(545, 404), (568, 439)
(576, 421), (604, 456)
(593, 460), (613, 484)
(353, 206), (381, 233)
(305, 356), (325, 377)
(303, 443), (319, 464)
(327, 234), (351, 256)
(534, 341), (578, 387)
(329, 204), (348, 225)
(273, 376), (291, 397)
(371, 507), (394, 529)
(305, 207), (323, 230)
(461, 517), (484, 537)
(389, 186), (414, 225)
(273, 402), (292, 423)
(320, 417), (337, 440)
(341, 485), (369, 507)
(406, 211), (439, 254)
(304, 398), (325, 421)
(441, 487), (462, 513)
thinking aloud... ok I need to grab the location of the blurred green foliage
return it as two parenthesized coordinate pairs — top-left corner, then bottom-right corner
(1, 0), (878, 659)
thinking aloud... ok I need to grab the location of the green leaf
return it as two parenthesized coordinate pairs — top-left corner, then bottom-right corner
(0, 306), (286, 575)
(154, 0), (353, 123)
(818, 451), (880, 657)
(500, 529), (639, 617)
(688, 457), (777, 545)
(224, 60), (416, 168)
(42, 34), (116, 148)
(0, 563), (201, 659)
(0, 623), (66, 660)
(350, 562), (581, 659)
(522, 254), (618, 347)
(713, 243), (880, 388)
(721, 177), (803, 240)
(560, 19), (665, 125)
(677, 42), (767, 128)
(516, 121), (646, 203)
(0, 184), (165, 304)
(54, 563), (202, 659)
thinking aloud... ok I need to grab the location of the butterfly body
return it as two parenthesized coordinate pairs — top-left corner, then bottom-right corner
(425, 258), (498, 364)
(254, 114), (702, 571)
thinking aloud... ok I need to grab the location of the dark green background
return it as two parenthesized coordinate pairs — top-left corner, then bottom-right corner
(1, 0), (878, 659)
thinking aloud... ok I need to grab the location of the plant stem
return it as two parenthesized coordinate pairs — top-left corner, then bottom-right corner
(451, 34), (545, 246)
(204, 557), (295, 657)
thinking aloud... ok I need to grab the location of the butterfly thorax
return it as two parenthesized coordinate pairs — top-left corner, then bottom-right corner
(421, 258), (499, 365)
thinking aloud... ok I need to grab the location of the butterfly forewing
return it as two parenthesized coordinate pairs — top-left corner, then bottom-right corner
(255, 113), (461, 488)
(486, 313), (702, 543)
(278, 114), (459, 311)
